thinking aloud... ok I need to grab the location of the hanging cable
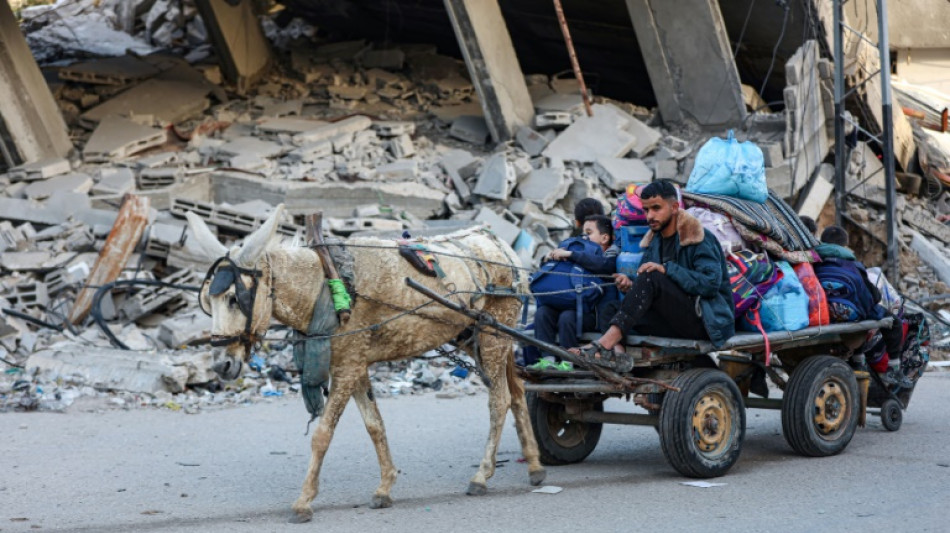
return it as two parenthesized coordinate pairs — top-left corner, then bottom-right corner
(758, 1), (791, 98)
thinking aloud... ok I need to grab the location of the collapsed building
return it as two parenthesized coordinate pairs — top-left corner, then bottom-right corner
(0, 0), (947, 411)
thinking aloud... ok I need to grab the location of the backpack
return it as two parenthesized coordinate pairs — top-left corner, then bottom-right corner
(812, 258), (885, 322)
(529, 237), (608, 312)
(726, 250), (782, 318)
(686, 130), (768, 203)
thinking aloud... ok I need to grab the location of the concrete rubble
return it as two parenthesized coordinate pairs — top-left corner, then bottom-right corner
(0, 2), (947, 414)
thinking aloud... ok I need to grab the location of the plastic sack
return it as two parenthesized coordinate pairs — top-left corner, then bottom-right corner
(741, 261), (809, 332)
(687, 207), (744, 252)
(686, 130), (768, 203)
(866, 266), (902, 313)
(793, 262), (830, 327)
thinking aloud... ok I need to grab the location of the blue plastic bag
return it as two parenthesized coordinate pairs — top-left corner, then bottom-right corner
(740, 261), (809, 332)
(686, 130), (768, 203)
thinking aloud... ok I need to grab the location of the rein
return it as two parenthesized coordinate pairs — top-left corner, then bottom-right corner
(200, 254), (267, 354)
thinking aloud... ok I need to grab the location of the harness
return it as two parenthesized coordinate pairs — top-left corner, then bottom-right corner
(199, 254), (267, 355)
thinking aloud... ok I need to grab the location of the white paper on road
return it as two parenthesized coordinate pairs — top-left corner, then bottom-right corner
(680, 481), (726, 488)
(532, 486), (564, 494)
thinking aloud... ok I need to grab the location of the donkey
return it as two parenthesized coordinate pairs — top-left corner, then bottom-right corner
(185, 205), (546, 522)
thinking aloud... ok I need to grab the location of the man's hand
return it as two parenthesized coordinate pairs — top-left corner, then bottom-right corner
(612, 273), (633, 292)
(637, 262), (666, 275)
(548, 249), (572, 261)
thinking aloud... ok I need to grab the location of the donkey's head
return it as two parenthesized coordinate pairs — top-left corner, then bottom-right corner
(185, 205), (285, 380)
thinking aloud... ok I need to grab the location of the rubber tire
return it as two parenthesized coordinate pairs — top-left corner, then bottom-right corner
(880, 399), (903, 432)
(527, 392), (603, 466)
(781, 356), (860, 457)
(658, 368), (746, 478)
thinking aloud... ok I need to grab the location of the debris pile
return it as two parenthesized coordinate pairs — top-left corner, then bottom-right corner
(1, 7), (948, 412)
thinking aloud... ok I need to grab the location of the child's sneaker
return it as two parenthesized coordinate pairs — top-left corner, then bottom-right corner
(554, 361), (574, 372)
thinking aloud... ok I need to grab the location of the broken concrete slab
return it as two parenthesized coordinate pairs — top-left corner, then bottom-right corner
(25, 347), (178, 394)
(388, 134), (416, 159)
(159, 312), (213, 349)
(361, 49), (405, 70)
(7, 157), (71, 182)
(292, 115), (372, 145)
(449, 115), (491, 145)
(59, 55), (161, 85)
(593, 157), (653, 191)
(68, 195), (151, 324)
(83, 116), (167, 162)
(287, 140), (333, 163)
(471, 153), (515, 201)
(517, 167), (570, 211)
(903, 206), (950, 244)
(23, 172), (93, 200)
(542, 104), (638, 163)
(257, 117), (327, 135)
(215, 136), (286, 160)
(0, 197), (69, 225)
(473, 207), (521, 244)
(376, 160), (418, 181)
(171, 197), (299, 237)
(194, 0), (272, 92)
(0, 251), (53, 271)
(625, 116), (661, 157)
(910, 230), (950, 285)
(80, 78), (212, 127)
(797, 163), (835, 221)
(92, 167), (136, 196)
(515, 126), (550, 157)
(372, 121), (416, 137)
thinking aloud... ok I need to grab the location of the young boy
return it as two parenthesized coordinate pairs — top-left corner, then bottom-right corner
(816, 225), (910, 388)
(572, 198), (606, 237)
(530, 215), (618, 370)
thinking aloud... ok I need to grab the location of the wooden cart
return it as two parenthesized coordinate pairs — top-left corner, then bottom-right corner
(407, 278), (911, 478)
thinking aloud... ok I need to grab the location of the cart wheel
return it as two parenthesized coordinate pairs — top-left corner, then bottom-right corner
(781, 356), (859, 457)
(527, 392), (602, 465)
(658, 368), (745, 478)
(880, 399), (903, 432)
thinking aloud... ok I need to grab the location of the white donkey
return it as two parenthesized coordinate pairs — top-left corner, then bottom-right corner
(185, 205), (545, 522)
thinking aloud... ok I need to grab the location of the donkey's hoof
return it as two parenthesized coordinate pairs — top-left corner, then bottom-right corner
(529, 468), (547, 486)
(370, 494), (393, 509)
(288, 506), (313, 524)
(466, 482), (488, 496)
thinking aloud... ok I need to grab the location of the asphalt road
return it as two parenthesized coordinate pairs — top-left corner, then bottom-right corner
(2, 373), (949, 533)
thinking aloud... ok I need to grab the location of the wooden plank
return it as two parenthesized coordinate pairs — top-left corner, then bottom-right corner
(68, 194), (150, 324)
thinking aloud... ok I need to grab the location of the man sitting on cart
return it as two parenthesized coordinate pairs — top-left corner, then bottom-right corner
(572, 180), (735, 368)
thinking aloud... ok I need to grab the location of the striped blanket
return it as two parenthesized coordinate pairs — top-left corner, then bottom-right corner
(683, 191), (821, 261)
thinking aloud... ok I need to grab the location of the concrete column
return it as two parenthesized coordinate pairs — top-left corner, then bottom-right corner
(0, 1), (71, 167)
(443, 0), (534, 142)
(624, 0), (746, 128)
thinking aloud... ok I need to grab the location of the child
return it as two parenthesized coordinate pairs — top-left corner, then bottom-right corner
(530, 215), (618, 371)
(572, 198), (606, 237)
(816, 225), (910, 388)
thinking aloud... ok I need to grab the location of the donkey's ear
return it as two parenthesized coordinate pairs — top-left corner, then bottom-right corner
(234, 204), (285, 268)
(185, 211), (228, 259)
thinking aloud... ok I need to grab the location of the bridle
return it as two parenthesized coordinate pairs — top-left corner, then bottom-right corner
(199, 253), (269, 354)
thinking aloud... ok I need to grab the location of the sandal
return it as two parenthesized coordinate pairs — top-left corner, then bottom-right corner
(574, 341), (633, 373)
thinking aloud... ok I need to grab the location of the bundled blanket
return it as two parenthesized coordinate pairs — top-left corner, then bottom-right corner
(683, 191), (820, 263)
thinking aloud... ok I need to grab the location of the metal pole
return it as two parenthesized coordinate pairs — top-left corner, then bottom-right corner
(833, 0), (846, 227)
(878, 0), (899, 282)
(552, 0), (593, 117)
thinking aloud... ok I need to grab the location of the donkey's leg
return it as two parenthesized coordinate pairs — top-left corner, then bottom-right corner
(290, 369), (359, 523)
(353, 374), (398, 509)
(505, 356), (546, 486)
(467, 331), (512, 496)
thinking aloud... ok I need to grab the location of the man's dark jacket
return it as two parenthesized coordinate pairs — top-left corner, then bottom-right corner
(638, 209), (736, 348)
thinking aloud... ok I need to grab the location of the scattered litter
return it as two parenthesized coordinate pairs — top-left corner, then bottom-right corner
(532, 486), (563, 494)
(680, 481), (727, 488)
